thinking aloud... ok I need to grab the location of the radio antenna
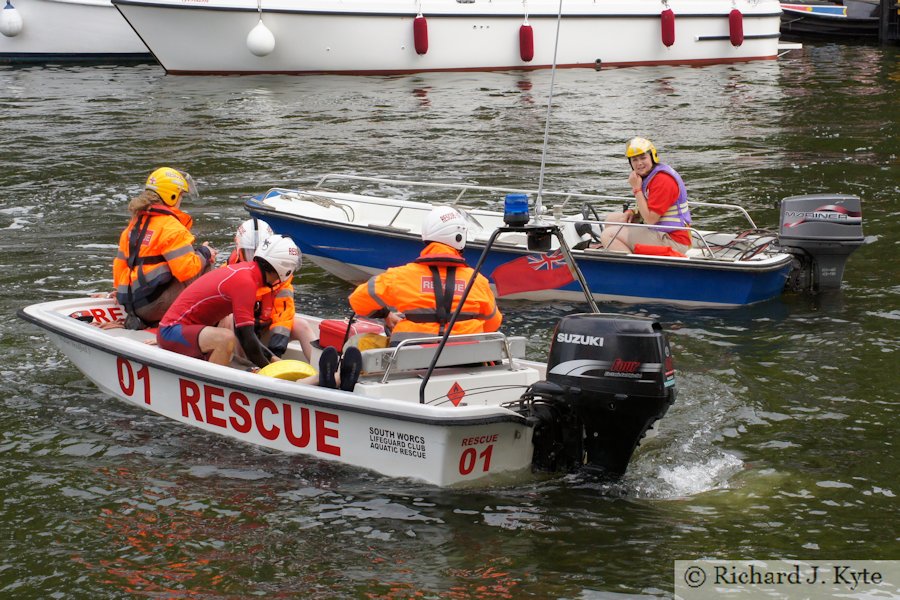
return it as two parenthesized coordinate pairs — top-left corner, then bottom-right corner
(533, 0), (564, 222)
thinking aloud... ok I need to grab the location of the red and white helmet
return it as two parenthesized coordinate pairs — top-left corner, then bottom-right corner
(235, 218), (274, 255)
(422, 205), (468, 251)
(255, 234), (301, 284)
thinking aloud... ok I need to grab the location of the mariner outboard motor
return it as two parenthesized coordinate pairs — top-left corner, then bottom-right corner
(777, 194), (864, 292)
(510, 313), (676, 478)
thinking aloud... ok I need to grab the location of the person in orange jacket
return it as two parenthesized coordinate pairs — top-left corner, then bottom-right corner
(348, 205), (502, 345)
(113, 167), (217, 329)
(221, 218), (315, 361)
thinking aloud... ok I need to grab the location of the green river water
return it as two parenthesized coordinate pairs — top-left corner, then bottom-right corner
(0, 43), (897, 598)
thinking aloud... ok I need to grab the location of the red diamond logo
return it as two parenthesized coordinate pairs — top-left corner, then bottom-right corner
(447, 382), (466, 406)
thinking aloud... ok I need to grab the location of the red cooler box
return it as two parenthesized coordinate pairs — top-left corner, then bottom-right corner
(318, 319), (385, 349)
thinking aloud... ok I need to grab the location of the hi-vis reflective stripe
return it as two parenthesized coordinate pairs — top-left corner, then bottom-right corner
(657, 199), (690, 227)
(162, 244), (196, 261)
(366, 277), (397, 313)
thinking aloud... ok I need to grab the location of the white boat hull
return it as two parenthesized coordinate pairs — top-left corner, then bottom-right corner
(22, 298), (540, 487)
(112, 0), (782, 75)
(0, 0), (150, 62)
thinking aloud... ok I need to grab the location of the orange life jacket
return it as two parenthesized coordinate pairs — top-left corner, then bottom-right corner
(113, 205), (206, 311)
(225, 251), (295, 337)
(348, 242), (502, 340)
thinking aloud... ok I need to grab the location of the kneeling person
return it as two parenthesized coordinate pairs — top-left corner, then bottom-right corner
(157, 234), (300, 370)
(224, 218), (315, 362)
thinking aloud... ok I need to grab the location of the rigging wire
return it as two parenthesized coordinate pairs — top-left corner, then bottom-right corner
(534, 0), (565, 221)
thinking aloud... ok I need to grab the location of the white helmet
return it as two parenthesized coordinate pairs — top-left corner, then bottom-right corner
(235, 218), (274, 255)
(255, 234), (301, 284)
(422, 205), (468, 251)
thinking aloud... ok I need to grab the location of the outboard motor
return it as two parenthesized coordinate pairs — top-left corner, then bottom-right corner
(778, 194), (864, 292)
(510, 313), (676, 478)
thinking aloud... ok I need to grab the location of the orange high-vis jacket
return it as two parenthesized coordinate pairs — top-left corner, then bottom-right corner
(113, 205), (207, 310)
(225, 251), (296, 340)
(348, 242), (502, 340)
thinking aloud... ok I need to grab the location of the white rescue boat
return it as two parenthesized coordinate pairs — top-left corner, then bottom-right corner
(20, 222), (677, 486)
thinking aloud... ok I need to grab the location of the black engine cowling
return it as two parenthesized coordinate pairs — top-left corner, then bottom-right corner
(512, 313), (676, 477)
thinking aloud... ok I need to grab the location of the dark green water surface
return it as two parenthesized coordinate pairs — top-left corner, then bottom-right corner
(1, 43), (897, 598)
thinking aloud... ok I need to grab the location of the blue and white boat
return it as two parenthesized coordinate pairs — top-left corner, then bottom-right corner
(245, 174), (864, 309)
(780, 1), (880, 39)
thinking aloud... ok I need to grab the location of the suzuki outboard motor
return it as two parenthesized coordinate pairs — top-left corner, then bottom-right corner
(510, 313), (676, 478)
(778, 194), (864, 292)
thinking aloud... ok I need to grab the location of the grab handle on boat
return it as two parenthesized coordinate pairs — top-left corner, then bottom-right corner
(382, 331), (516, 385)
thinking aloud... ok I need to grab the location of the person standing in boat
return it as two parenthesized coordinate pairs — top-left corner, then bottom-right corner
(598, 137), (693, 254)
(348, 205), (502, 345)
(220, 218), (316, 362)
(157, 234), (361, 390)
(113, 167), (217, 330)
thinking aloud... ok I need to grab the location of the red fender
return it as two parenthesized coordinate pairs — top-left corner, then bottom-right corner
(661, 8), (675, 48)
(519, 24), (534, 62)
(729, 9), (744, 47)
(414, 15), (428, 55)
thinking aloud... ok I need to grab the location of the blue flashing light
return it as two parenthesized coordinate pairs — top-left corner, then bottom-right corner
(504, 193), (529, 226)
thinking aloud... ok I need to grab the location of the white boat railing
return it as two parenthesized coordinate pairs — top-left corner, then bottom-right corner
(314, 173), (626, 208)
(359, 331), (525, 385)
(312, 173), (760, 229)
(261, 175), (777, 261)
(592, 220), (773, 261)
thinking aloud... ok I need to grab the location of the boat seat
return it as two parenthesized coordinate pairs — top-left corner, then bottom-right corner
(360, 333), (527, 380)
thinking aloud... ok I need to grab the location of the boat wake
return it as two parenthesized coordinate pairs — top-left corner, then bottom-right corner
(601, 372), (749, 500)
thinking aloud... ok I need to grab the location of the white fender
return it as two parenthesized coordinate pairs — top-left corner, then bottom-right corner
(0, 1), (24, 38)
(246, 19), (275, 57)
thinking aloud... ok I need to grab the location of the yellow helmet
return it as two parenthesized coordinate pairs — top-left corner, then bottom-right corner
(145, 167), (198, 207)
(625, 137), (659, 164)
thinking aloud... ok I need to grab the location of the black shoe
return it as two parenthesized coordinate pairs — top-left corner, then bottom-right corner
(318, 346), (339, 389)
(339, 347), (362, 392)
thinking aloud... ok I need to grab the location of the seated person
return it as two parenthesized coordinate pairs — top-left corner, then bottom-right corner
(157, 234), (360, 391)
(219, 218), (315, 362)
(113, 167), (217, 330)
(348, 206), (502, 346)
(598, 137), (692, 255)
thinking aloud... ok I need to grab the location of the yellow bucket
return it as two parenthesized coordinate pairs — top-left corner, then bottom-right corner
(258, 359), (317, 381)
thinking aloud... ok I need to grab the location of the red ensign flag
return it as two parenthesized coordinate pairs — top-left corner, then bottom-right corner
(490, 250), (575, 297)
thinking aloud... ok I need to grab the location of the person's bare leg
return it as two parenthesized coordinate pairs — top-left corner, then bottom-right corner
(291, 316), (316, 361)
(199, 326), (236, 366)
(601, 224), (631, 252)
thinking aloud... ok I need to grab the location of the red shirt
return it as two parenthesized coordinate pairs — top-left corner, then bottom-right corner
(646, 172), (690, 247)
(160, 262), (265, 329)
